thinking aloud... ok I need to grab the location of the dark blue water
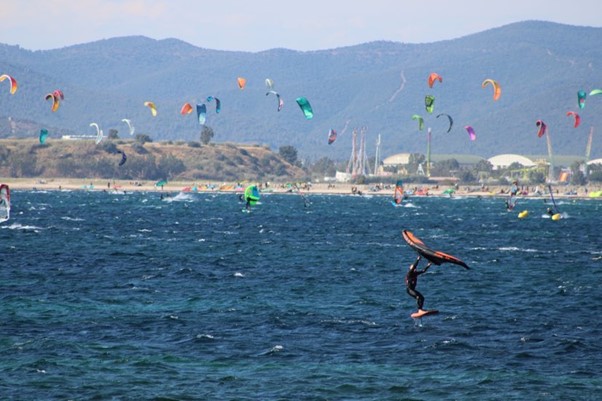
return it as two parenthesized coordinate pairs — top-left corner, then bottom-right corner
(1, 190), (601, 400)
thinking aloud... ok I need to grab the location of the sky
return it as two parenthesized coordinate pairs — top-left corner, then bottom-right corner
(1, 0), (601, 52)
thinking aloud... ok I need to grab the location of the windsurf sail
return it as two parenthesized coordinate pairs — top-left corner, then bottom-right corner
(506, 181), (519, 211)
(293, 183), (311, 207)
(402, 230), (469, 269)
(506, 195), (517, 211)
(0, 184), (10, 222)
(393, 179), (404, 204)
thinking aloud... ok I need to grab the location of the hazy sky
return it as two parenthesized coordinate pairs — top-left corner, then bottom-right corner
(1, 0), (600, 52)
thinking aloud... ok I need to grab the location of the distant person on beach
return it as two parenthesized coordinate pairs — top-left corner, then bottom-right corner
(406, 255), (432, 312)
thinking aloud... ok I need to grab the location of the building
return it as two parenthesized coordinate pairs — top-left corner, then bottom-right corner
(587, 158), (602, 166)
(487, 154), (536, 170)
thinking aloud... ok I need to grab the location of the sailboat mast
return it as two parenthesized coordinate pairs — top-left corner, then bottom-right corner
(374, 134), (381, 175)
(426, 127), (432, 177)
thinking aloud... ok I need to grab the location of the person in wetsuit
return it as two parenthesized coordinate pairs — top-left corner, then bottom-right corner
(406, 255), (432, 312)
(237, 193), (251, 211)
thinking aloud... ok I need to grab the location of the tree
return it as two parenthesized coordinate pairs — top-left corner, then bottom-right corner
(458, 169), (476, 183)
(8, 151), (42, 177)
(527, 170), (546, 184)
(157, 154), (186, 179)
(100, 141), (118, 154)
(200, 126), (214, 145)
(431, 158), (460, 176)
(310, 156), (337, 177)
(475, 159), (493, 174)
(407, 153), (425, 174)
(0, 144), (10, 166)
(279, 145), (298, 165)
(107, 129), (119, 140)
(569, 161), (586, 186)
(135, 134), (152, 144)
(571, 170), (586, 186)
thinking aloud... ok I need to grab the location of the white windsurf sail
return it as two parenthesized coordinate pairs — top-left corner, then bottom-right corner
(0, 184), (10, 222)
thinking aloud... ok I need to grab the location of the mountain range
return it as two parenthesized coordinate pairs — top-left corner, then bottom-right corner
(0, 20), (601, 163)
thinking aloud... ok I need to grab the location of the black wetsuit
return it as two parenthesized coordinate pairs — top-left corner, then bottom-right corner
(406, 262), (429, 310)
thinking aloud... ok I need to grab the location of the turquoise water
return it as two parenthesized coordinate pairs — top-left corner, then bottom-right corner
(1, 190), (601, 400)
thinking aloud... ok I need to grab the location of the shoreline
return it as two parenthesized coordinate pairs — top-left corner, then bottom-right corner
(2, 177), (601, 199)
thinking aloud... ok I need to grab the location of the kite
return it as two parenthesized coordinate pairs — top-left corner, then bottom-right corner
(427, 72), (442, 88)
(121, 119), (135, 135)
(402, 230), (469, 269)
(265, 78), (274, 90)
(144, 101), (157, 116)
(196, 103), (207, 125)
(578, 90), (586, 109)
(536, 120), (547, 137)
(425, 95), (435, 113)
(206, 96), (221, 113)
(482, 79), (501, 101)
(295, 97), (313, 119)
(39, 129), (48, 144)
(566, 111), (580, 128)
(237, 77), (246, 89)
(90, 122), (104, 144)
(412, 114), (424, 131)
(436, 113), (453, 133)
(45, 93), (60, 112)
(589, 89), (602, 97)
(117, 150), (127, 166)
(328, 129), (337, 145)
(266, 90), (284, 111)
(0, 74), (18, 94)
(52, 89), (64, 100)
(464, 126), (476, 141)
(180, 102), (193, 115)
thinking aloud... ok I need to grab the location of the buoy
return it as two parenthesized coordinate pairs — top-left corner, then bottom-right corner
(552, 213), (561, 221)
(518, 210), (529, 219)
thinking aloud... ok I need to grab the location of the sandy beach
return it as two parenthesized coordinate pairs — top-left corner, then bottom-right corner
(2, 177), (601, 199)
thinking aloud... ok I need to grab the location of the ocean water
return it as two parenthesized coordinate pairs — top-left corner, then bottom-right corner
(1, 190), (600, 400)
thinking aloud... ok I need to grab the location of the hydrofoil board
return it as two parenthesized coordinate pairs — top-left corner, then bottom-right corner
(410, 309), (439, 319)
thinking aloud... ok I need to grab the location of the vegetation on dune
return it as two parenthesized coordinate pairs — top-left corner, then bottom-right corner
(0, 138), (306, 182)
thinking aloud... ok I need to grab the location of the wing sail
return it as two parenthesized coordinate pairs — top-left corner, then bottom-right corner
(402, 230), (469, 269)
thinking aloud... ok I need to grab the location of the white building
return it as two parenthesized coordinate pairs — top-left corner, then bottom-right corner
(487, 154), (536, 170)
(587, 158), (602, 166)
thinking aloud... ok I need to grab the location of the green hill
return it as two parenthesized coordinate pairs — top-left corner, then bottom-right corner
(0, 138), (305, 182)
(0, 20), (601, 162)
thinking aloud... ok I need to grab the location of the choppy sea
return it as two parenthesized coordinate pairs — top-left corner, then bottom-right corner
(1, 189), (600, 400)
